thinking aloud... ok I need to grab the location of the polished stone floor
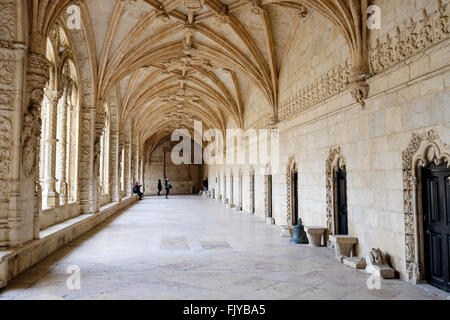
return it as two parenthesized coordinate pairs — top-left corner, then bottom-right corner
(0, 196), (446, 300)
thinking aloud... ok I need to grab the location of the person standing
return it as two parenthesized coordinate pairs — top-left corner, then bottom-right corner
(164, 177), (171, 199)
(203, 177), (208, 191)
(157, 179), (162, 196)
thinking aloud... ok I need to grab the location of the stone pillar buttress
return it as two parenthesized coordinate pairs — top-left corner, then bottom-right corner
(110, 131), (120, 202)
(0, 39), (31, 247)
(124, 142), (132, 197)
(79, 108), (95, 214)
(56, 84), (69, 206)
(43, 89), (60, 208)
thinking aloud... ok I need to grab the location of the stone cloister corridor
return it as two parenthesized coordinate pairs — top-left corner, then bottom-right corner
(0, 196), (444, 300)
(1, 0), (450, 303)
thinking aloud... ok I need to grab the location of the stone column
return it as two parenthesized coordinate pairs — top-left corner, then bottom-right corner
(43, 89), (60, 208)
(56, 84), (69, 206)
(79, 108), (95, 213)
(67, 87), (78, 203)
(124, 142), (132, 197)
(118, 140), (124, 199)
(0, 40), (37, 247)
(93, 110), (106, 212)
(110, 131), (120, 202)
(237, 170), (242, 211)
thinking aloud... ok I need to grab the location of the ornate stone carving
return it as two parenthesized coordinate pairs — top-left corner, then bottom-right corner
(348, 65), (370, 106)
(156, 6), (170, 23)
(370, 1), (450, 74)
(0, 0), (15, 46)
(22, 107), (40, 178)
(325, 147), (346, 235)
(26, 53), (50, 108)
(402, 129), (450, 282)
(215, 6), (230, 25)
(285, 155), (297, 226)
(0, 114), (12, 200)
(248, 0), (263, 15)
(279, 60), (351, 122)
(366, 248), (395, 279)
(23, 52), (49, 178)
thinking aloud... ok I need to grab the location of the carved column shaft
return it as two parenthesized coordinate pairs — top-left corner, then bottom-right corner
(124, 142), (132, 196)
(56, 85), (69, 205)
(43, 89), (60, 208)
(110, 131), (120, 202)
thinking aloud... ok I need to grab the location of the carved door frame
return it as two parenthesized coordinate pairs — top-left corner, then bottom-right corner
(325, 148), (346, 237)
(402, 130), (450, 283)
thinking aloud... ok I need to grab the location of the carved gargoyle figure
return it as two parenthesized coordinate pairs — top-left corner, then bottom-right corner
(365, 248), (395, 279)
(367, 248), (387, 266)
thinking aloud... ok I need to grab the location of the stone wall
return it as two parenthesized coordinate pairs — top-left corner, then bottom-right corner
(144, 139), (202, 195)
(207, 0), (450, 280)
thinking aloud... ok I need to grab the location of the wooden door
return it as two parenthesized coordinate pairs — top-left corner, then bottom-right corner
(422, 163), (450, 292)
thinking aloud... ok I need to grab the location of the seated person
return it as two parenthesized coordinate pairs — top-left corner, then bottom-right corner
(133, 182), (143, 200)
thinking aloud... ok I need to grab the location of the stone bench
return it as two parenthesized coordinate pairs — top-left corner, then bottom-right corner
(329, 235), (358, 262)
(304, 226), (326, 247)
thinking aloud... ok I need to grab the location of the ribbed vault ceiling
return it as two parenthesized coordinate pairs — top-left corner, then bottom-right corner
(33, 0), (368, 155)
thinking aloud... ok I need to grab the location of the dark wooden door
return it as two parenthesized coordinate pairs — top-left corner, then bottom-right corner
(268, 175), (273, 218)
(336, 169), (348, 235)
(293, 172), (298, 225)
(422, 163), (450, 292)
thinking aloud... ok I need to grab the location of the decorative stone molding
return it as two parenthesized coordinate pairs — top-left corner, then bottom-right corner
(370, 1), (450, 74)
(22, 107), (40, 178)
(348, 65), (370, 106)
(285, 155), (298, 226)
(156, 6), (170, 23)
(248, 0), (263, 15)
(0, 113), (12, 201)
(279, 60), (351, 122)
(325, 147), (346, 236)
(279, 1), (449, 121)
(26, 53), (50, 108)
(23, 52), (49, 179)
(215, 6), (230, 25)
(402, 129), (450, 283)
(0, 0), (16, 46)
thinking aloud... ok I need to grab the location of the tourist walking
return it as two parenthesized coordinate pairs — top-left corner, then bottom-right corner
(165, 178), (172, 199)
(157, 179), (162, 196)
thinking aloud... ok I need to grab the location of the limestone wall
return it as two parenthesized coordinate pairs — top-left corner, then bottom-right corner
(207, 0), (450, 280)
(144, 139), (202, 195)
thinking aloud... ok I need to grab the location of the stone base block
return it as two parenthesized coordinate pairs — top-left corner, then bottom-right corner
(304, 226), (326, 247)
(0, 254), (10, 289)
(280, 226), (293, 237)
(343, 257), (367, 269)
(329, 235), (358, 260)
(366, 265), (395, 279)
(266, 217), (275, 225)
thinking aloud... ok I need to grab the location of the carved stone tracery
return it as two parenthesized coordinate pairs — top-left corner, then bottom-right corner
(325, 147), (346, 236)
(402, 130), (450, 282)
(285, 155), (298, 226)
(370, 1), (449, 74)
